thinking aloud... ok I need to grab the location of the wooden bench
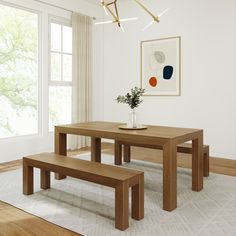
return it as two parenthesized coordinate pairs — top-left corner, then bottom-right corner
(114, 141), (210, 177)
(23, 153), (144, 231)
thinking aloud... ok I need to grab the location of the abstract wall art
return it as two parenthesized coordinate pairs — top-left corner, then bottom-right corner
(141, 36), (181, 96)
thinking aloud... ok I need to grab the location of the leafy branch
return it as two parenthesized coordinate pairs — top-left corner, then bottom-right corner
(116, 87), (145, 109)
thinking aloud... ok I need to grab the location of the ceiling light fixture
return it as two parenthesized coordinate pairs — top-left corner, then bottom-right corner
(95, 0), (169, 31)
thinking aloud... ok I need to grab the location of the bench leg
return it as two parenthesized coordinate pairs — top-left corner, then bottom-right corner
(131, 173), (144, 220)
(123, 145), (131, 163)
(115, 141), (122, 165)
(115, 182), (129, 230)
(41, 169), (51, 190)
(203, 147), (210, 177)
(23, 161), (34, 195)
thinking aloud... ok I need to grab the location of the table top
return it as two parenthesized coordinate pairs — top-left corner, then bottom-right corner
(56, 121), (202, 145)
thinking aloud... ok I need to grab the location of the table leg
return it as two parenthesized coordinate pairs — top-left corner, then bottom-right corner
(203, 146), (210, 177)
(192, 131), (203, 191)
(91, 137), (101, 162)
(115, 141), (122, 165)
(55, 129), (67, 180)
(163, 141), (177, 211)
(123, 145), (131, 163)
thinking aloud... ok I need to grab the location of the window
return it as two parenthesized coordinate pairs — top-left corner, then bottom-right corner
(0, 4), (39, 138)
(49, 19), (72, 131)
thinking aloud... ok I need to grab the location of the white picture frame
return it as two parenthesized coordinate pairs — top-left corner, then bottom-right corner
(141, 36), (181, 96)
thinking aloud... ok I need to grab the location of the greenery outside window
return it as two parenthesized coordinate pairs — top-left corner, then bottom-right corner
(0, 4), (39, 138)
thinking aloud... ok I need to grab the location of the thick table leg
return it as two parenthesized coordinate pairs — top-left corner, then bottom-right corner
(123, 145), (131, 163)
(115, 141), (122, 165)
(55, 130), (67, 180)
(41, 169), (51, 190)
(192, 131), (204, 191)
(131, 173), (144, 220)
(163, 141), (177, 211)
(115, 182), (129, 230)
(204, 146), (210, 177)
(23, 160), (34, 195)
(91, 137), (101, 162)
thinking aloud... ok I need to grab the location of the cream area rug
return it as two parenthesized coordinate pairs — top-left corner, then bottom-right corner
(0, 154), (236, 236)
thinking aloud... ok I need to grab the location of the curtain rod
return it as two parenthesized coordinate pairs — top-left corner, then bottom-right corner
(33, 0), (96, 19)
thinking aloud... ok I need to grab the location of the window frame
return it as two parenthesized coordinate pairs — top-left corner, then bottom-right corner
(48, 15), (73, 132)
(0, 0), (72, 141)
(49, 16), (73, 87)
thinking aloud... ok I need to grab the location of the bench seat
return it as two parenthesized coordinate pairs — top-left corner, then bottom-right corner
(115, 141), (209, 177)
(23, 153), (144, 230)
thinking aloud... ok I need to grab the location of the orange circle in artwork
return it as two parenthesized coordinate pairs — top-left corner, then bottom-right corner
(149, 77), (157, 87)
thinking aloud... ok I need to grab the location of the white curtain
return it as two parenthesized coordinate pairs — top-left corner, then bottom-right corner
(69, 13), (93, 150)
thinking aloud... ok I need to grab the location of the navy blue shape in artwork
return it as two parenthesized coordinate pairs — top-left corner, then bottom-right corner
(163, 66), (174, 80)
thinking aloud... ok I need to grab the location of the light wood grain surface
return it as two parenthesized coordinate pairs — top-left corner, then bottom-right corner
(23, 153), (144, 231)
(55, 121), (204, 212)
(0, 201), (81, 236)
(56, 121), (202, 146)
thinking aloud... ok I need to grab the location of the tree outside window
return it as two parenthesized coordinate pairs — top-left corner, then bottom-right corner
(0, 4), (38, 138)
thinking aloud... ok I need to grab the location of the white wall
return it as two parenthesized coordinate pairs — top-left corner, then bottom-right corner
(102, 0), (236, 159)
(0, 0), (104, 162)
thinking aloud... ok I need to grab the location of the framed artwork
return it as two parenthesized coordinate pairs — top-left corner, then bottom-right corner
(141, 36), (181, 96)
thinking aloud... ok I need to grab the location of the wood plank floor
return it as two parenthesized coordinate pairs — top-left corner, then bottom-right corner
(0, 201), (81, 236)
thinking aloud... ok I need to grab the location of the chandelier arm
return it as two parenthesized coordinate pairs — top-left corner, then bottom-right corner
(142, 20), (154, 31)
(106, 0), (116, 6)
(114, 1), (121, 27)
(133, 0), (159, 22)
(102, 1), (119, 22)
(106, 6), (118, 21)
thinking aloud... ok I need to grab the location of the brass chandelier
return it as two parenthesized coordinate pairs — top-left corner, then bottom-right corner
(95, 0), (169, 31)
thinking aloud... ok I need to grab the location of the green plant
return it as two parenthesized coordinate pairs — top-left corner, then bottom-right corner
(116, 87), (145, 109)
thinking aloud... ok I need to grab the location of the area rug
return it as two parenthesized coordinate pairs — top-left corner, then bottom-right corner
(0, 154), (236, 236)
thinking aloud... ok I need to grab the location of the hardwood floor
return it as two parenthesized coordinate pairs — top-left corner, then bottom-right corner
(0, 159), (22, 173)
(0, 201), (81, 236)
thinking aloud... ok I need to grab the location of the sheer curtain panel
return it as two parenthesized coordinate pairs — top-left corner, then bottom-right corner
(69, 13), (92, 149)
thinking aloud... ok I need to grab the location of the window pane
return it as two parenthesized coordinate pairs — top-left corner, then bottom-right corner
(63, 26), (72, 53)
(49, 86), (72, 131)
(63, 55), (72, 81)
(0, 4), (38, 138)
(51, 23), (61, 52)
(51, 52), (61, 81)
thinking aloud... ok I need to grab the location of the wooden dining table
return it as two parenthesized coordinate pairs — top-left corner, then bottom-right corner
(54, 121), (204, 212)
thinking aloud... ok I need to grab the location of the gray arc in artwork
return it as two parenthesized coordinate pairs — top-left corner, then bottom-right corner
(154, 51), (166, 63)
